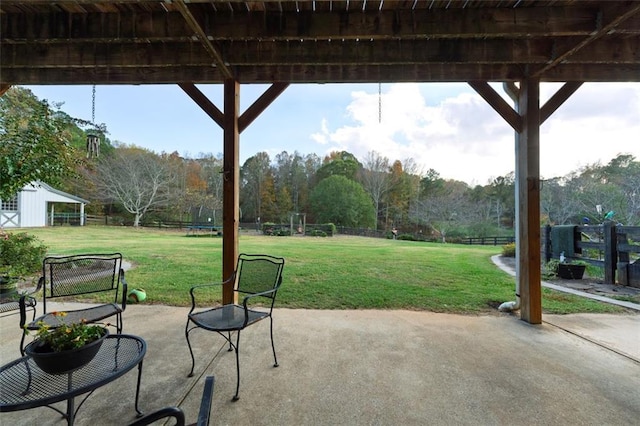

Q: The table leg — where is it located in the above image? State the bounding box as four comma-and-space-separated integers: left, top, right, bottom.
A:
134, 360, 144, 417
67, 373, 75, 425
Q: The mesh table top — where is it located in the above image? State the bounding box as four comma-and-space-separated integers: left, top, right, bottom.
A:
0, 334, 146, 411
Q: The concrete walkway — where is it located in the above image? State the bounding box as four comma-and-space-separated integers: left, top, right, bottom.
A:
491, 255, 640, 312
1, 301, 638, 426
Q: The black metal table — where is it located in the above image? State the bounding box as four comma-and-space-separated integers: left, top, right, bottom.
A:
0, 334, 146, 425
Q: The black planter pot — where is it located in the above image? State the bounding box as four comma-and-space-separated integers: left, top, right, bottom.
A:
557, 263, 586, 280
25, 329, 109, 375
0, 276, 18, 295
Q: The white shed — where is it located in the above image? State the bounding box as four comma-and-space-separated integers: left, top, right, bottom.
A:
0, 182, 88, 228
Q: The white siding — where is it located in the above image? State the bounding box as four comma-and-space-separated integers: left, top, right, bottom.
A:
18, 186, 46, 227
1, 182, 87, 228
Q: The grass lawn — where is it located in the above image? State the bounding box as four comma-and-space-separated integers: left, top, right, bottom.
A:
22, 226, 628, 315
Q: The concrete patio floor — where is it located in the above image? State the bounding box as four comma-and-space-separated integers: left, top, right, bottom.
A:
1, 302, 638, 426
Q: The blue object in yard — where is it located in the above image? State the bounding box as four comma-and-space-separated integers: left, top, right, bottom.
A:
604, 211, 615, 220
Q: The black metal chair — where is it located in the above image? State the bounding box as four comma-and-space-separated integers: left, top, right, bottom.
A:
129, 376, 215, 426
20, 253, 127, 354
1, 290, 37, 354
185, 254, 284, 401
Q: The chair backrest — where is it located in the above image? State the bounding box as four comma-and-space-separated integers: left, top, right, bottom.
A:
235, 253, 284, 299
41, 253, 123, 301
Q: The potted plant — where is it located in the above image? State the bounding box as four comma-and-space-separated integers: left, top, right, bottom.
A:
24, 312, 109, 374
557, 260, 587, 279
543, 258, 587, 280
0, 230, 47, 295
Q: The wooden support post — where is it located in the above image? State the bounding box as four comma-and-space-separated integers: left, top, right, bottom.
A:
603, 221, 617, 285
180, 81, 289, 305
517, 78, 542, 324
222, 79, 240, 305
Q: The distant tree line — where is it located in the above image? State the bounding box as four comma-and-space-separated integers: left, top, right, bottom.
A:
3, 87, 639, 238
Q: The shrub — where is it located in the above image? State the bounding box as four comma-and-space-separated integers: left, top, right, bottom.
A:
309, 229, 327, 237
542, 259, 560, 279
0, 230, 48, 278
501, 243, 516, 257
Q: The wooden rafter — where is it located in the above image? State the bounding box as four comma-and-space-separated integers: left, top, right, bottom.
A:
533, 3, 640, 78
173, 0, 233, 79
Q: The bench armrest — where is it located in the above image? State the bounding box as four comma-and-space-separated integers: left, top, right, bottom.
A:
119, 269, 128, 311
128, 407, 185, 426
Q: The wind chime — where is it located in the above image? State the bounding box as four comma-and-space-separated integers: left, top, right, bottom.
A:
378, 82, 382, 123
86, 85, 100, 158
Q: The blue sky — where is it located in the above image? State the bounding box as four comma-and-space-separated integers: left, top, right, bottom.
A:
26, 82, 640, 186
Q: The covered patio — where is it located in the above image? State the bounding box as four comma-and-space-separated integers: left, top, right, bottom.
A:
2, 0, 640, 325
0, 302, 638, 425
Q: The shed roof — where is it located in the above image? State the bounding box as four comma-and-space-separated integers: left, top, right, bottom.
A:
28, 181, 89, 204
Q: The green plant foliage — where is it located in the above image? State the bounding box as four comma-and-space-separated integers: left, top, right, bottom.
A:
0, 87, 80, 200
543, 259, 560, 279
397, 234, 417, 241
502, 243, 516, 257
310, 175, 375, 228
315, 151, 362, 182
0, 230, 48, 278
27, 312, 106, 352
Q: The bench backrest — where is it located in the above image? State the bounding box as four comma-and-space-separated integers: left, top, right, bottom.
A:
41, 253, 123, 301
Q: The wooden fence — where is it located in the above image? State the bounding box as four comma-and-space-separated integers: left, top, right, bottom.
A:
543, 222, 640, 288
463, 236, 515, 246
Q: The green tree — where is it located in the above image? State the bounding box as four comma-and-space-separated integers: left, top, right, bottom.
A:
359, 150, 391, 230
240, 152, 273, 222
315, 151, 362, 184
419, 168, 445, 197
487, 173, 515, 228
274, 151, 310, 214
600, 154, 640, 225
309, 175, 375, 227
0, 87, 78, 200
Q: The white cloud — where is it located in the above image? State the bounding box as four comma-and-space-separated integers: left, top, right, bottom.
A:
315, 82, 640, 185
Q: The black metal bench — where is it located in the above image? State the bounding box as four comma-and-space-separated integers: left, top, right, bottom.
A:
20, 253, 128, 355
129, 376, 215, 426
1, 291, 37, 355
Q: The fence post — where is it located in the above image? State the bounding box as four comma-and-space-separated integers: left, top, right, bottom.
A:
617, 231, 629, 286
603, 221, 617, 285
543, 225, 551, 263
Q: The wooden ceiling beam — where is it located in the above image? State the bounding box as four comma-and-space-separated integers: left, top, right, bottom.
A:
0, 7, 616, 41
3, 63, 638, 85
3, 38, 637, 70
533, 2, 640, 78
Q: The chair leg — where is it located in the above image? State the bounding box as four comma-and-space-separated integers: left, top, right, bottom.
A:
185, 321, 196, 377
117, 312, 123, 334
19, 330, 27, 356
227, 332, 233, 352
232, 331, 241, 401
270, 316, 279, 368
